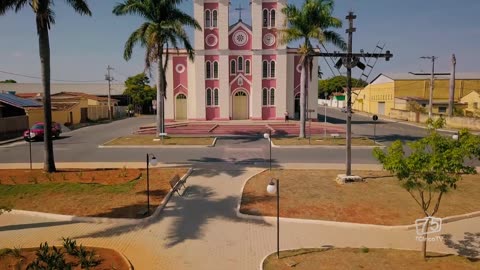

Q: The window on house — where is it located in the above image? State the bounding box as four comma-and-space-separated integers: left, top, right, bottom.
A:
270, 9, 276, 27
245, 60, 251, 74
206, 88, 212, 106
270, 88, 275, 105
213, 61, 218, 78
262, 61, 268, 78
263, 9, 268, 27
474, 102, 478, 109
205, 10, 211, 28
438, 106, 447, 113
230, 60, 236, 75
205, 61, 211, 79
214, 88, 219, 106
238, 56, 243, 71
270, 61, 276, 78
212, 10, 217, 27
262, 88, 268, 106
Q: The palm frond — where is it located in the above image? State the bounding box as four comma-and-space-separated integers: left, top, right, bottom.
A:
0, 0, 22, 15
113, 0, 148, 17
323, 30, 347, 51
124, 22, 150, 60
64, 0, 92, 16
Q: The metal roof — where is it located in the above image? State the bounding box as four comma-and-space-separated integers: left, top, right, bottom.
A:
372, 72, 480, 82
0, 92, 42, 108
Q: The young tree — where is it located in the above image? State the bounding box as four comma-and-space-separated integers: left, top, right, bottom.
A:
281, 0, 346, 138
123, 73, 156, 114
373, 117, 480, 259
0, 0, 92, 172
318, 75, 367, 98
113, 0, 201, 136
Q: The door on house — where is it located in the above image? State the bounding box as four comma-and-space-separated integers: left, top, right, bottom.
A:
294, 93, 300, 119
80, 108, 88, 123
378, 102, 386, 115
175, 94, 187, 120
232, 90, 248, 120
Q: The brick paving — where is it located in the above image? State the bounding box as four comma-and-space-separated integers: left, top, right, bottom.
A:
0, 164, 479, 269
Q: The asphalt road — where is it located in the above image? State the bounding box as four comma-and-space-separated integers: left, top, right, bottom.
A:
0, 110, 442, 165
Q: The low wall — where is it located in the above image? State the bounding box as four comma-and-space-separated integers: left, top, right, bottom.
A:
0, 115, 28, 139
317, 99, 345, 108
389, 109, 480, 130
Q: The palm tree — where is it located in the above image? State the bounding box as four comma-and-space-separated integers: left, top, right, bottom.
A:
281, 0, 346, 138
113, 0, 201, 135
0, 0, 92, 172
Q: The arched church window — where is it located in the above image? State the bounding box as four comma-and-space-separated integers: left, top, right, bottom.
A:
212, 10, 218, 28
238, 56, 244, 71
263, 9, 268, 27
270, 61, 276, 78
262, 61, 268, 78
270, 88, 275, 105
214, 88, 219, 106
206, 61, 211, 79
205, 10, 211, 28
230, 60, 236, 75
206, 88, 212, 106
262, 88, 268, 106
245, 60, 251, 74
270, 9, 276, 27
213, 61, 219, 78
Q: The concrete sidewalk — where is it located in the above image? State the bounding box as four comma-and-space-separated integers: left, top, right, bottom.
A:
0, 165, 478, 269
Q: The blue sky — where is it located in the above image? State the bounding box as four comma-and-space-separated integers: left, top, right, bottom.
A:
0, 0, 479, 83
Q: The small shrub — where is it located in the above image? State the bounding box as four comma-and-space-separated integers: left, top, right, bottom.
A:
79, 249, 100, 269
11, 247, 22, 258
45, 173, 54, 182
62, 237, 78, 256
0, 248, 12, 256
29, 176, 38, 184
119, 166, 128, 178
360, 246, 369, 253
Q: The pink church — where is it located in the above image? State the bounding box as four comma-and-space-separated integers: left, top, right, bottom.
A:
164, 0, 318, 121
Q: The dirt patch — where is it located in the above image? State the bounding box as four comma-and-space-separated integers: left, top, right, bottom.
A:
272, 137, 376, 146
105, 135, 214, 145
240, 170, 480, 225
0, 246, 129, 270
0, 168, 141, 185
0, 168, 188, 218
263, 248, 480, 270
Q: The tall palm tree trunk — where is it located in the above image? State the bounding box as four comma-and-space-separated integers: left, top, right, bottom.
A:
299, 60, 307, 138
38, 23, 56, 172
157, 51, 166, 135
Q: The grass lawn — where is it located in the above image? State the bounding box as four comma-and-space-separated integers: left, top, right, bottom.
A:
0, 168, 188, 218
240, 170, 480, 225
104, 135, 214, 146
272, 137, 376, 146
263, 248, 480, 270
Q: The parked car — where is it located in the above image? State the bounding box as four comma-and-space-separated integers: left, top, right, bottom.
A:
23, 122, 62, 141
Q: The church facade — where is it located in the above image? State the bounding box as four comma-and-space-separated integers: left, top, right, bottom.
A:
164, 0, 318, 121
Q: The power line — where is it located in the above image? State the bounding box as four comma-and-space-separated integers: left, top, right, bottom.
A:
0, 69, 104, 83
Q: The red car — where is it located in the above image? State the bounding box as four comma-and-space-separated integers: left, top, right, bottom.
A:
24, 122, 62, 141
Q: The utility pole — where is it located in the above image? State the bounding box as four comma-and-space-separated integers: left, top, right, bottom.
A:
448, 54, 456, 117
312, 12, 393, 176
420, 56, 437, 118
105, 65, 114, 120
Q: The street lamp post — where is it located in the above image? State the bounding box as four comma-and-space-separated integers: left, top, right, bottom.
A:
267, 178, 280, 259
264, 130, 272, 171
146, 153, 158, 215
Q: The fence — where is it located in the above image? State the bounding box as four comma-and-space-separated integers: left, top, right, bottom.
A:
389, 109, 480, 130
317, 99, 345, 108
0, 115, 28, 140
88, 105, 128, 121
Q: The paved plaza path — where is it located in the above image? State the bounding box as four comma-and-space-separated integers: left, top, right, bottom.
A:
1, 164, 479, 269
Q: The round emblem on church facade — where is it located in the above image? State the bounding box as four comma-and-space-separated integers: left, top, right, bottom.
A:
205, 34, 218, 47
263, 33, 276, 47
175, 64, 186, 73
233, 30, 248, 47
296, 64, 302, 73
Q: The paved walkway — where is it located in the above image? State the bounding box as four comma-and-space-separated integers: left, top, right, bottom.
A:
1, 165, 479, 269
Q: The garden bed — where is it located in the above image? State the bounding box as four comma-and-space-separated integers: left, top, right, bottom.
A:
0, 168, 188, 218
272, 137, 376, 146
240, 170, 480, 225
263, 248, 479, 270
104, 135, 214, 146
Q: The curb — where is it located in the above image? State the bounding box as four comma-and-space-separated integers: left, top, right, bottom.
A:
98, 138, 218, 149
0, 137, 24, 146
270, 140, 385, 149
9, 168, 194, 225
235, 169, 480, 230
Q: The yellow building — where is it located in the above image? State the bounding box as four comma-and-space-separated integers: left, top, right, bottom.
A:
353, 73, 480, 116
460, 90, 480, 117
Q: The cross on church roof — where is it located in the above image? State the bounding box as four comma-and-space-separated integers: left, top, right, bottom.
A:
235, 3, 245, 21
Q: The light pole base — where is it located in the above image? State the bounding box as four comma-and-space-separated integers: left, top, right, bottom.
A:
336, 174, 364, 185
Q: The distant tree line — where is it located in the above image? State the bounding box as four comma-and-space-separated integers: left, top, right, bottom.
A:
0, 79, 17, 83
